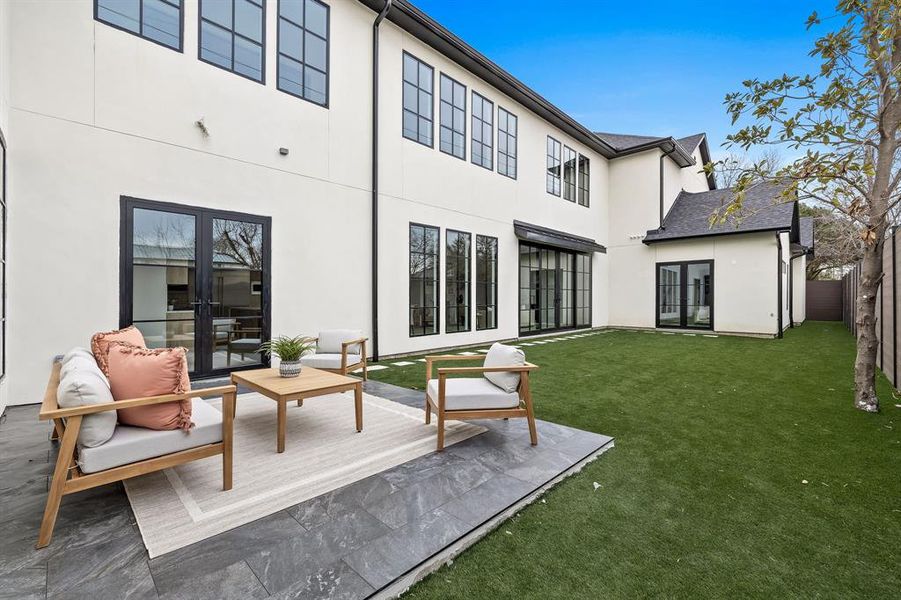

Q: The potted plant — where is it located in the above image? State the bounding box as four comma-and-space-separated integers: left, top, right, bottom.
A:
259, 335, 316, 378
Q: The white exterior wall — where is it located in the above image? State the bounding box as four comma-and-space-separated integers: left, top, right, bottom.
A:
792, 254, 807, 324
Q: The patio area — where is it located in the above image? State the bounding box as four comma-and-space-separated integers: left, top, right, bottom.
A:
0, 377, 612, 600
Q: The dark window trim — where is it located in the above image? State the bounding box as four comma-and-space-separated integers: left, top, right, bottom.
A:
438, 73, 466, 160
94, 0, 185, 53
276, 0, 330, 108
445, 229, 471, 334
402, 51, 435, 149
562, 144, 577, 202
470, 90, 494, 171
654, 260, 714, 331
517, 241, 592, 336
475, 234, 498, 331
119, 196, 272, 379
0, 128, 6, 381
546, 136, 561, 197
497, 106, 517, 180
577, 153, 590, 208
198, 0, 267, 85
409, 222, 440, 337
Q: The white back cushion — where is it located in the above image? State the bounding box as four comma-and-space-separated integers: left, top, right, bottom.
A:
318, 329, 364, 354
483, 342, 525, 393
57, 355, 116, 448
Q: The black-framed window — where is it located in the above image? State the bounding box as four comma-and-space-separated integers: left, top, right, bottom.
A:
519, 242, 591, 334
403, 53, 434, 147
446, 230, 471, 333
576, 254, 591, 327
200, 0, 265, 83
0, 132, 6, 380
656, 261, 713, 330
439, 74, 466, 159
277, 0, 329, 106
562, 145, 577, 202
546, 136, 561, 196
471, 92, 494, 170
476, 235, 498, 330
497, 107, 517, 179
578, 154, 590, 207
410, 223, 439, 336
95, 0, 183, 51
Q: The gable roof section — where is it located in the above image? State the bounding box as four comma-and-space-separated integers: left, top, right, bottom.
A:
799, 216, 815, 256
595, 131, 716, 189
643, 182, 798, 244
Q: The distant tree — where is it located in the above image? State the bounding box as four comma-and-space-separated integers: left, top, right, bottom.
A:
714, 148, 783, 188
710, 1, 901, 412
799, 204, 864, 279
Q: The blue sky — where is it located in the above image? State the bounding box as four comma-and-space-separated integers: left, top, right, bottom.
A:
413, 0, 835, 157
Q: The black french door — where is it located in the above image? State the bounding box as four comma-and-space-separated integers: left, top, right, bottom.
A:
120, 197, 271, 378
656, 260, 713, 330
519, 242, 591, 334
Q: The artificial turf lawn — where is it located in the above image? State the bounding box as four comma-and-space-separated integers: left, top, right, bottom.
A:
369, 322, 899, 598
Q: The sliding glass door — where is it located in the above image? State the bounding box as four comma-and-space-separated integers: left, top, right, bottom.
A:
519, 243, 591, 334
121, 198, 271, 378
656, 261, 713, 330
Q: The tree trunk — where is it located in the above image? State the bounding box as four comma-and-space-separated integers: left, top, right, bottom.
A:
854, 240, 883, 412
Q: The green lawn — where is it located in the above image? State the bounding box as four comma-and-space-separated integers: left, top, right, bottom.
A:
370, 323, 899, 598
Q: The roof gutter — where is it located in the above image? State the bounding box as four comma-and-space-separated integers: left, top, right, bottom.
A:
371, 0, 392, 362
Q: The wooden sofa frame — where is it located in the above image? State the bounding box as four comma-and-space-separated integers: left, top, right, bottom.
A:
36, 361, 237, 549
308, 336, 368, 380
424, 355, 538, 451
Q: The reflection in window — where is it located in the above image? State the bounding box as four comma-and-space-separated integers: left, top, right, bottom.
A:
546, 136, 561, 195
200, 0, 265, 82
277, 0, 329, 106
446, 230, 471, 333
497, 108, 517, 179
563, 145, 577, 202
471, 92, 494, 170
578, 154, 590, 207
576, 254, 591, 327
96, 0, 182, 50
476, 235, 497, 330
410, 224, 439, 336
439, 74, 466, 159
657, 261, 712, 329
402, 53, 434, 146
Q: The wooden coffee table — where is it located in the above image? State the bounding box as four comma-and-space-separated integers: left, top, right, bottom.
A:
230, 367, 363, 453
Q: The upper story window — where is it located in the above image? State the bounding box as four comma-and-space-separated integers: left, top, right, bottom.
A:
95, 0, 183, 51
546, 136, 561, 196
439, 74, 466, 160
403, 53, 434, 147
578, 154, 590, 207
471, 92, 494, 170
200, 0, 265, 83
562, 145, 577, 202
277, 0, 329, 106
497, 107, 517, 179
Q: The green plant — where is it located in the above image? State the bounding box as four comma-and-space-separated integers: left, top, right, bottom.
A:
259, 335, 316, 362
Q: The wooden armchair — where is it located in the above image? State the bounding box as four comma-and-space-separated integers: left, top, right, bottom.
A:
299, 329, 368, 380
37, 361, 237, 548
425, 354, 538, 451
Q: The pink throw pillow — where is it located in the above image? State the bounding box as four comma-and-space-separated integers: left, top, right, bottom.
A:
107, 342, 193, 431
91, 325, 146, 376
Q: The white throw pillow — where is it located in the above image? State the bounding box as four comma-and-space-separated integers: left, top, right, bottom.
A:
57, 360, 116, 448
483, 342, 525, 393
318, 329, 364, 354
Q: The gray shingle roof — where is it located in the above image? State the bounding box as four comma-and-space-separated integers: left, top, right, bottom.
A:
676, 133, 705, 154
594, 132, 668, 151
644, 182, 797, 243
799, 216, 814, 250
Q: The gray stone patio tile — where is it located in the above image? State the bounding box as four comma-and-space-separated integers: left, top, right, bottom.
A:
267, 559, 374, 600
0, 567, 45, 600
49, 558, 157, 600
503, 448, 577, 485
156, 560, 266, 600
440, 474, 536, 527
342, 509, 469, 590
288, 475, 397, 529
378, 450, 466, 488
46, 532, 148, 597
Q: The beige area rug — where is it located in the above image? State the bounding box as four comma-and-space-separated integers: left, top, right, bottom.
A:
123, 391, 486, 557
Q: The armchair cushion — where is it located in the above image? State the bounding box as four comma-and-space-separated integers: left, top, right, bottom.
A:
91, 325, 146, 376
483, 343, 525, 393
299, 353, 362, 370
57, 351, 116, 448
318, 329, 364, 354
77, 398, 223, 474
427, 378, 520, 411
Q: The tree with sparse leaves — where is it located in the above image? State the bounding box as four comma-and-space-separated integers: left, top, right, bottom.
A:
799, 204, 864, 279
711, 0, 901, 412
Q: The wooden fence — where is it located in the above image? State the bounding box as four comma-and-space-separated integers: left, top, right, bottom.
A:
806, 280, 843, 321
842, 227, 898, 388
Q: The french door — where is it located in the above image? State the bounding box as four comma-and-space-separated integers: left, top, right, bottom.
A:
120, 198, 271, 378
656, 261, 713, 330
519, 243, 591, 334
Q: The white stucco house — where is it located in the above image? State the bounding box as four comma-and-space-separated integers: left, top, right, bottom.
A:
0, 0, 813, 413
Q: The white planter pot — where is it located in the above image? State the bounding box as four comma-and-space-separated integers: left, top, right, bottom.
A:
279, 360, 302, 378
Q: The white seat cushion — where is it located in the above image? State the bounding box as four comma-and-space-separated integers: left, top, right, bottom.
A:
318, 329, 364, 354
299, 353, 362, 370
77, 398, 223, 474
483, 342, 525, 393
427, 378, 520, 411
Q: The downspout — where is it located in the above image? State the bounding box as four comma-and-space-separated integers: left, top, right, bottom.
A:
371, 0, 392, 362
659, 143, 677, 228
776, 233, 783, 338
